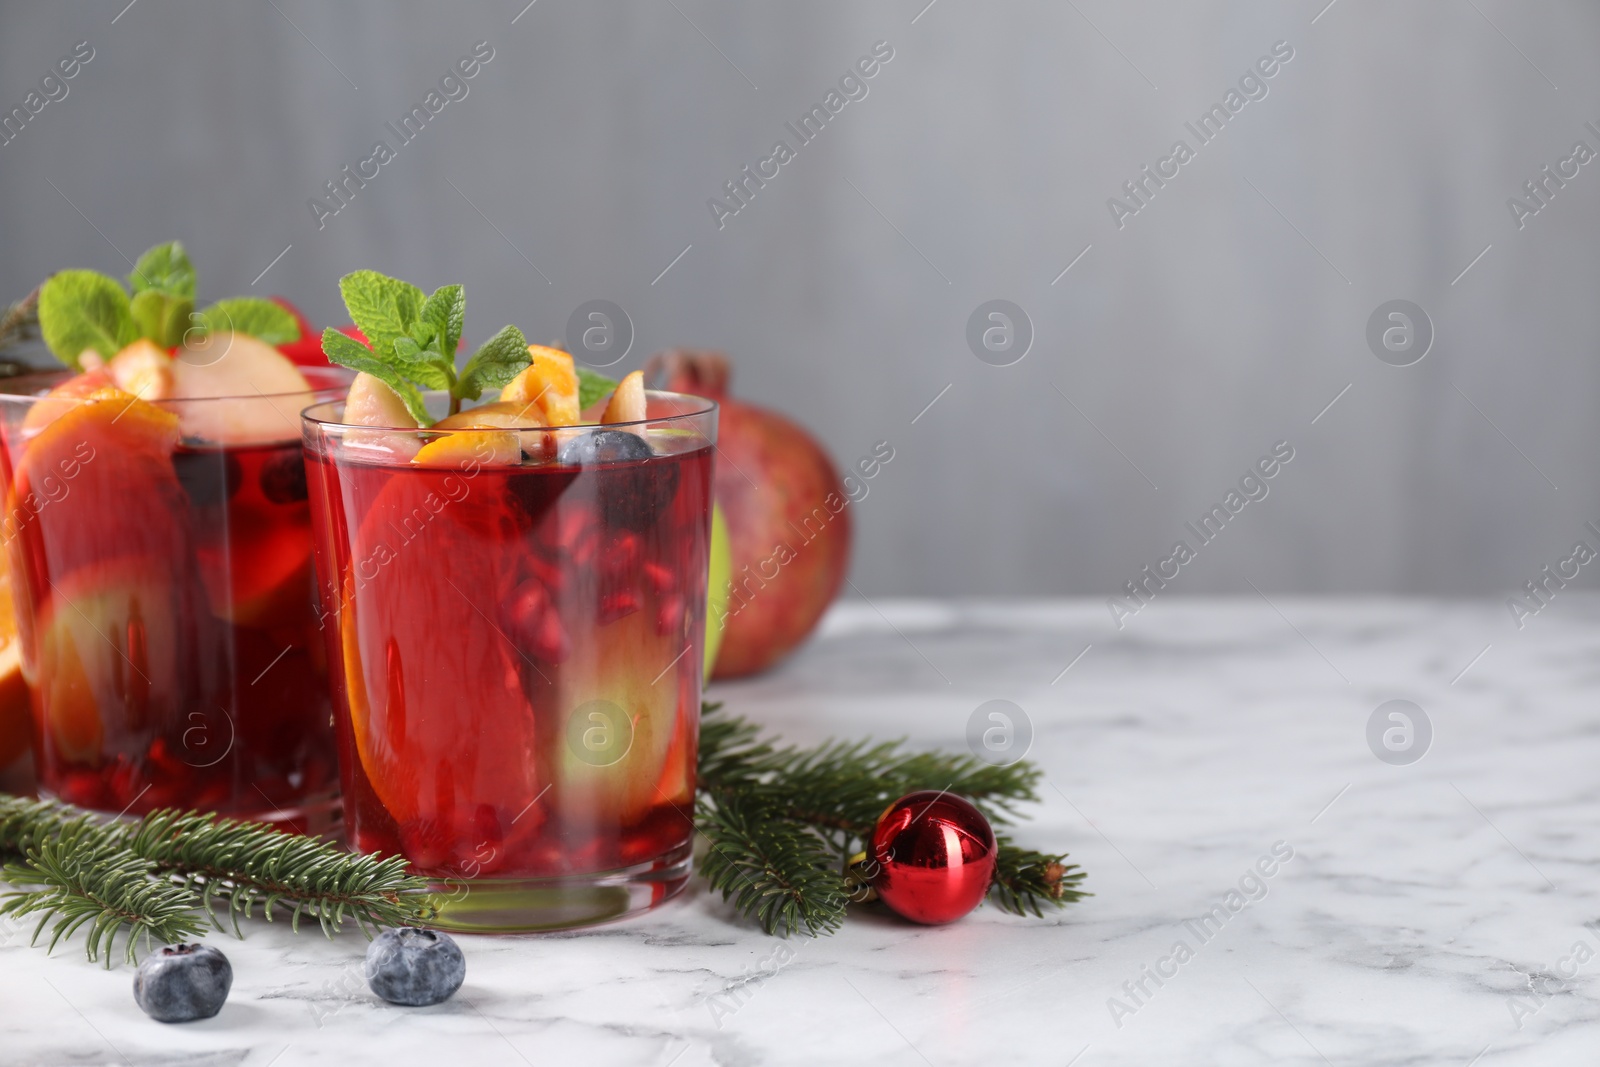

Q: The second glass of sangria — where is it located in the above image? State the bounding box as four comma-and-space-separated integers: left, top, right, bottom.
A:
303, 347, 715, 931
0, 329, 347, 828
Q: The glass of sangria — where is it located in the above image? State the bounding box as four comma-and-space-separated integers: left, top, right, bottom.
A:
0, 335, 349, 830
302, 365, 715, 931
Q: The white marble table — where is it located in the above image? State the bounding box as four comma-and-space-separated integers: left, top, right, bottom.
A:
3, 598, 1597, 1066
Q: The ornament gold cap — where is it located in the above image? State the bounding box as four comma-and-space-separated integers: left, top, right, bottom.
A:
843, 851, 880, 903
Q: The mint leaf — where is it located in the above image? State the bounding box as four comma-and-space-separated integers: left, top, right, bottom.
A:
37, 269, 138, 369
457, 325, 530, 401
391, 336, 454, 391
129, 289, 193, 348
339, 270, 425, 354
323, 328, 433, 426
127, 241, 196, 298
194, 298, 299, 345
421, 284, 464, 360
576, 366, 619, 411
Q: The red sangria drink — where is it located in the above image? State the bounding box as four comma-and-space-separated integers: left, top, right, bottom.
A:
0, 332, 348, 827
303, 340, 715, 931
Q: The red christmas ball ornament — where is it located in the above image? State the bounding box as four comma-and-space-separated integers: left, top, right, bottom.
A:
863, 791, 997, 925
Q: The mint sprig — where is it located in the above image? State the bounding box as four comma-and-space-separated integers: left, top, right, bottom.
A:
36, 241, 299, 369
193, 298, 298, 346
127, 242, 195, 298
38, 270, 138, 365
322, 270, 532, 426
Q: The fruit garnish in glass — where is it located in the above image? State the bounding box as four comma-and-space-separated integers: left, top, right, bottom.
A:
303, 271, 715, 930
0, 242, 348, 828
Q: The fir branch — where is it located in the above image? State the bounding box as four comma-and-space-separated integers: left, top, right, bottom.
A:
989, 840, 1089, 918
126, 811, 433, 938
0, 794, 82, 858
698, 705, 1043, 849
696, 794, 847, 938
0, 795, 430, 961
2, 701, 1088, 957
1, 819, 205, 967
748, 737, 1043, 849
695, 703, 1088, 931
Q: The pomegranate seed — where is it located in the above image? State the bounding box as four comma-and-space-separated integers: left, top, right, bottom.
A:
656, 595, 684, 636
524, 552, 565, 594
643, 561, 675, 596
506, 580, 571, 663
599, 590, 641, 625
601, 532, 641, 574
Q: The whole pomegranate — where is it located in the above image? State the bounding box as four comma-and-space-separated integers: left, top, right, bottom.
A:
645, 350, 851, 678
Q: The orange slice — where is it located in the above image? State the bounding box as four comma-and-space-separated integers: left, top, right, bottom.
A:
0, 558, 32, 768
500, 346, 580, 426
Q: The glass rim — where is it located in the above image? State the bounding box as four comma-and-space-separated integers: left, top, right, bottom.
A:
0, 363, 353, 404
301, 388, 719, 434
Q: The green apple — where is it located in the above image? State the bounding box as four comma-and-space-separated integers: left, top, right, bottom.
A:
704, 503, 731, 676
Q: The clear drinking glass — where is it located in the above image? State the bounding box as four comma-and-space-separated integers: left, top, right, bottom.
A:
0, 366, 350, 829
301, 391, 715, 931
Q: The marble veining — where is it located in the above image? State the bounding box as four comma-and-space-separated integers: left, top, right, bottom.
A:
3, 597, 1598, 1066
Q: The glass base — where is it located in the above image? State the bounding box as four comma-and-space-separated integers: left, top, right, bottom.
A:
410, 842, 693, 933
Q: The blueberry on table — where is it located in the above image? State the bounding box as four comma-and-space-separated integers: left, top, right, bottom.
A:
365, 928, 466, 1006
133, 943, 232, 1023
557, 429, 653, 466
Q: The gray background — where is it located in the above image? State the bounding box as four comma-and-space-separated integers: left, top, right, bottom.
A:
1, 0, 1596, 602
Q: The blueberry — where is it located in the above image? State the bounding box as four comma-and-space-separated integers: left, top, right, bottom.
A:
133, 943, 232, 1023
172, 451, 243, 508
557, 429, 653, 466
259, 451, 309, 504
365, 928, 465, 1007
558, 431, 677, 531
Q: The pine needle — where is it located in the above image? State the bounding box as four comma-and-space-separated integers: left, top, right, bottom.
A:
127, 810, 433, 938
696, 794, 847, 937
1, 819, 204, 967
0, 795, 429, 962
990, 841, 1089, 917
695, 703, 1088, 933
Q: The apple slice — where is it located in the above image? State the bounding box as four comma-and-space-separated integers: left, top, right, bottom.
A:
337, 373, 421, 464
198, 510, 313, 628
549, 606, 686, 828
170, 332, 312, 446
499, 346, 580, 426
336, 473, 541, 856
105, 339, 176, 402
36, 558, 190, 759
344, 372, 418, 429
10, 392, 194, 760
601, 371, 646, 424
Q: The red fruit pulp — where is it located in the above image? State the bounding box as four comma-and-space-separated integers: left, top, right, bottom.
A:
0, 399, 337, 824
306, 437, 712, 878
